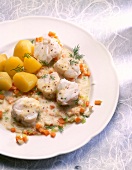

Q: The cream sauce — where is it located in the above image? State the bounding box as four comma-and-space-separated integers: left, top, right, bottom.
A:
0, 46, 91, 134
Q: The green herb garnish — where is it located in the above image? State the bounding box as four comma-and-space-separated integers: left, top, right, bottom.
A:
81, 117, 86, 124
69, 59, 78, 65
50, 75, 55, 80
64, 116, 68, 122
45, 125, 56, 130
11, 65, 24, 72
36, 91, 42, 95
24, 53, 31, 58
40, 60, 49, 66
30, 40, 34, 44
70, 45, 84, 60
41, 74, 48, 79
74, 99, 79, 105
5, 117, 9, 121
58, 126, 64, 133
83, 115, 89, 118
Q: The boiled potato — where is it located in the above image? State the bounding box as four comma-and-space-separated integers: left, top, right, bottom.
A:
4, 56, 24, 77
0, 72, 12, 90
13, 40, 34, 61
24, 56, 42, 73
0, 54, 7, 71
13, 72, 37, 92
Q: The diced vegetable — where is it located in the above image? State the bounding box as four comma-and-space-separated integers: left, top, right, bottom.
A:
4, 56, 24, 77
24, 55, 42, 73
0, 94, 5, 100
75, 117, 81, 124
0, 54, 7, 71
13, 72, 38, 92
80, 107, 85, 114
10, 127, 16, 133
0, 72, 12, 90
0, 111, 3, 119
13, 40, 34, 61
94, 100, 102, 105
16, 134, 28, 145
58, 118, 65, 124
50, 131, 56, 138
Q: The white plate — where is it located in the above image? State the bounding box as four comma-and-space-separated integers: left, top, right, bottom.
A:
0, 16, 119, 160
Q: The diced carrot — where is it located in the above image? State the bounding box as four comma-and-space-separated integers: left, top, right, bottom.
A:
0, 111, 3, 119
27, 130, 37, 136
10, 127, 16, 133
58, 118, 65, 124
54, 35, 58, 39
38, 127, 44, 133
80, 63, 85, 73
78, 73, 83, 79
22, 135, 28, 143
0, 94, 5, 100
94, 100, 102, 105
23, 130, 28, 135
36, 123, 42, 130
50, 105, 55, 109
16, 135, 24, 144
75, 117, 81, 124
41, 129, 50, 136
84, 71, 90, 77
86, 101, 89, 107
80, 107, 85, 114
48, 31, 56, 37
36, 37, 43, 42
16, 135, 22, 141
50, 131, 56, 138
36, 37, 39, 42
39, 37, 43, 42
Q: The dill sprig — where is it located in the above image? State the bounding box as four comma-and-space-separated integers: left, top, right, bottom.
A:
40, 60, 49, 66
11, 65, 24, 72
41, 74, 48, 79
45, 125, 56, 130
58, 125, 64, 133
70, 45, 84, 60
69, 59, 78, 65
24, 53, 31, 58
50, 75, 55, 80
30, 39, 34, 44
36, 91, 42, 95
74, 99, 79, 105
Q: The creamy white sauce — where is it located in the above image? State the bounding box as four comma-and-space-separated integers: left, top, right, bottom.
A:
0, 46, 91, 133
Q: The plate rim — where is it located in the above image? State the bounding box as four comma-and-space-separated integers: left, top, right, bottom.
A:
0, 16, 119, 160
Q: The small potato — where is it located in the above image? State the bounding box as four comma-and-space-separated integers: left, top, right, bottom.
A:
13, 40, 34, 61
0, 54, 7, 71
0, 72, 12, 90
13, 72, 37, 92
4, 56, 24, 77
24, 56, 42, 73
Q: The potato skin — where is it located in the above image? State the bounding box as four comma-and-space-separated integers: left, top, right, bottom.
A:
0, 54, 7, 71
24, 57, 42, 73
13, 40, 34, 61
4, 56, 24, 77
13, 72, 37, 92
0, 72, 12, 90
